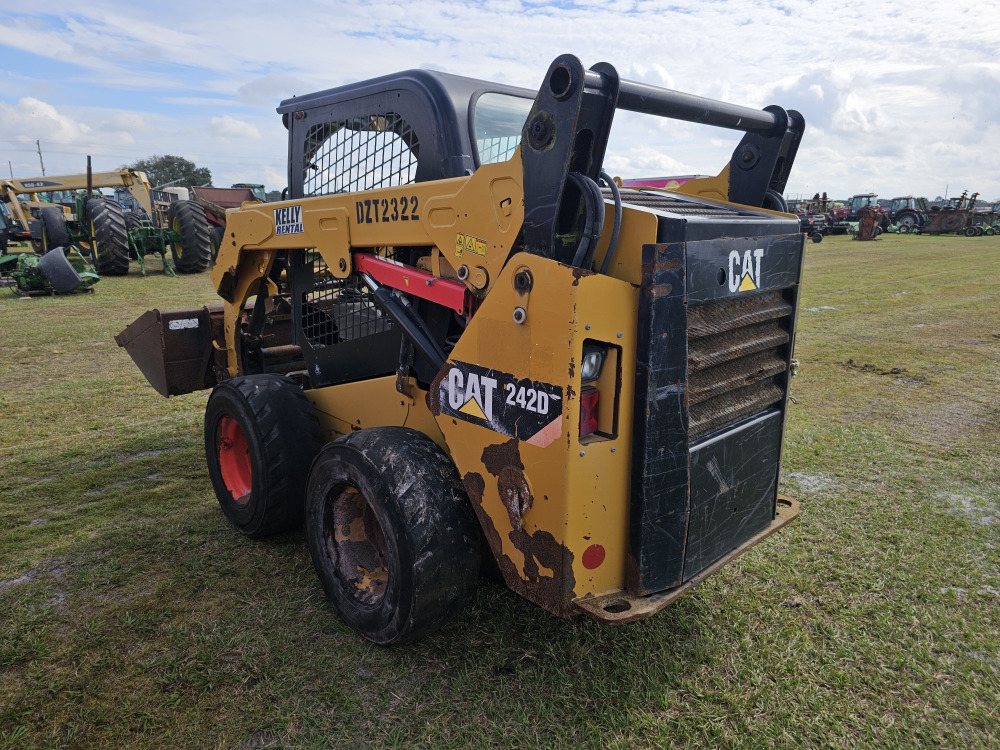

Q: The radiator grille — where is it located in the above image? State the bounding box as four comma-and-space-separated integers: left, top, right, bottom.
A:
604, 188, 758, 218
300, 256, 393, 348
687, 290, 791, 439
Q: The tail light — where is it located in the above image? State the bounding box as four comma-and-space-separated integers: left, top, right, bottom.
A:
580, 387, 600, 436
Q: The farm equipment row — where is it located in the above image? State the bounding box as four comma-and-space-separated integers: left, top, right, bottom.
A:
788, 190, 998, 240
0, 161, 214, 293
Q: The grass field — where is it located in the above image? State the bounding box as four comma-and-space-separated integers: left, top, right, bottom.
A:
1, 233, 998, 749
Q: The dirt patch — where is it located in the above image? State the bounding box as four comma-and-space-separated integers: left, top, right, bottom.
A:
0, 558, 74, 589
783, 471, 838, 494
939, 491, 998, 526
837, 359, 925, 383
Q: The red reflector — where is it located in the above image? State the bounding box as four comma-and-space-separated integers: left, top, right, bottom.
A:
582, 544, 606, 569
579, 387, 599, 436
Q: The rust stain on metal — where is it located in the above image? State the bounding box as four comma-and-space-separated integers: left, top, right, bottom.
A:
481, 438, 531, 529
481, 437, 524, 476
465, 441, 577, 614
426, 366, 447, 416
508, 526, 575, 612
571, 266, 595, 286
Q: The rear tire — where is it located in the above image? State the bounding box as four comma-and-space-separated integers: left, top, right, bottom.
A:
897, 213, 918, 231
40, 208, 71, 254
168, 200, 212, 273
205, 374, 323, 537
87, 198, 130, 276
306, 427, 480, 645
210, 225, 225, 261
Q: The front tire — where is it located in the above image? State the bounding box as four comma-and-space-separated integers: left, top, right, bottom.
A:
87, 198, 130, 276
167, 200, 212, 273
40, 207, 71, 254
205, 374, 322, 537
306, 427, 480, 645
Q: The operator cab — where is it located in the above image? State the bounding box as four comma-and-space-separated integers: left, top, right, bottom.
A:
278, 71, 535, 198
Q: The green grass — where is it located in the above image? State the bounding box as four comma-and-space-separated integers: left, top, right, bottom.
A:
1, 236, 998, 749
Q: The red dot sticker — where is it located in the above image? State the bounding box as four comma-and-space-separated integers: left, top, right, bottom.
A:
582, 544, 606, 569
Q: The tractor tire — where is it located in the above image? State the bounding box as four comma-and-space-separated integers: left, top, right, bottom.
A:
897, 212, 918, 231
36, 247, 83, 294
39, 207, 71, 254
964, 226, 977, 237
210, 225, 225, 261
205, 374, 323, 538
125, 210, 152, 231
87, 198, 131, 276
306, 427, 481, 645
167, 200, 212, 273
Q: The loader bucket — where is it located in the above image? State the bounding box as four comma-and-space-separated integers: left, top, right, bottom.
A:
115, 305, 224, 396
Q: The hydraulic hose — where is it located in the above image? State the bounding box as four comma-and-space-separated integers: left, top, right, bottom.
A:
568, 172, 604, 269
599, 171, 622, 275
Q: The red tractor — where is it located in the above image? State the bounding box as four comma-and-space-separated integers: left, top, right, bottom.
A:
828, 193, 890, 232
888, 196, 927, 232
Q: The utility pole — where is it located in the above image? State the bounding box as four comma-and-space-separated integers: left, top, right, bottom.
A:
8, 160, 12, 179
36, 139, 45, 176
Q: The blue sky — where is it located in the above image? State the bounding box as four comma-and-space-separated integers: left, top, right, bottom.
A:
1, 0, 999, 201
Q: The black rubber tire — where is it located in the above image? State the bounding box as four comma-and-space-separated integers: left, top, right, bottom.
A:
87, 198, 130, 276
810, 232, 823, 243
36, 247, 83, 294
897, 212, 918, 231
210, 225, 225, 261
125, 210, 153, 232
167, 200, 212, 273
965, 226, 977, 237
306, 427, 480, 645
39, 207, 71, 254
205, 374, 323, 538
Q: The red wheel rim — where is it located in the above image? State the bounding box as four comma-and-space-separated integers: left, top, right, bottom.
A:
218, 415, 252, 504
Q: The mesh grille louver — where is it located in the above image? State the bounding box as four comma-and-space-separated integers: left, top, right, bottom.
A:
687, 290, 792, 440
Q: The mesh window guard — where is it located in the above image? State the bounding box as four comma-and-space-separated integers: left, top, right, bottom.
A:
303, 114, 420, 196
300, 255, 393, 349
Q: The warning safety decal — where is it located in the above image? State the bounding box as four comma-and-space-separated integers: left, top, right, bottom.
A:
438, 360, 563, 448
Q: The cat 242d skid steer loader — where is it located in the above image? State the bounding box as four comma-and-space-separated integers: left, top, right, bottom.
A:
117, 54, 807, 645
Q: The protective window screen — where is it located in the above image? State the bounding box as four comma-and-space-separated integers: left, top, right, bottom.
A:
300, 254, 393, 349
302, 114, 419, 196
474, 93, 533, 165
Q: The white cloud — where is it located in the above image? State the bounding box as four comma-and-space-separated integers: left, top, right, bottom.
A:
209, 115, 262, 141
0, 97, 93, 145
1, 1, 999, 198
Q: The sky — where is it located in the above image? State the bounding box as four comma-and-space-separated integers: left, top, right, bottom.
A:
1, 0, 999, 202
